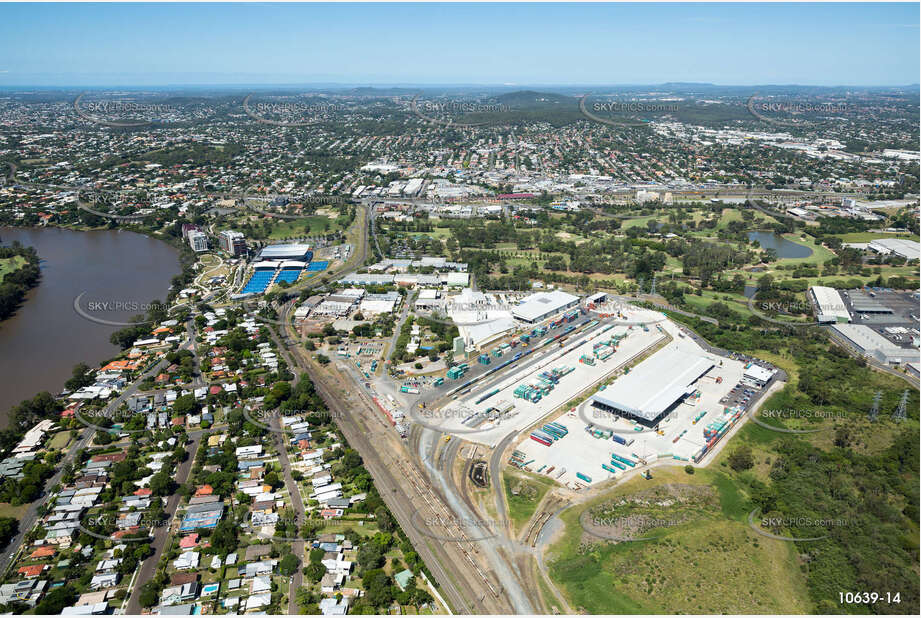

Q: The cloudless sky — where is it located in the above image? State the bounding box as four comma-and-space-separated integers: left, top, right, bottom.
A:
0, 2, 917, 86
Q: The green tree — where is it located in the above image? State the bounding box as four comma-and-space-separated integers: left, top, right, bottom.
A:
728, 445, 754, 472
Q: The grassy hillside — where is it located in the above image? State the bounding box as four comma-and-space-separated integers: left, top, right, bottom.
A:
548, 468, 811, 614
546, 307, 920, 615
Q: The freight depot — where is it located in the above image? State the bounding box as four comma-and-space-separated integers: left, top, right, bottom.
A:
431, 305, 668, 447
511, 320, 772, 489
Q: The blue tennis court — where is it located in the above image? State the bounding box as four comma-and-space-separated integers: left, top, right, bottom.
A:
275, 267, 303, 284
241, 270, 275, 294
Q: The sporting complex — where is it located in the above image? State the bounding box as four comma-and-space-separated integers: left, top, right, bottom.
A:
238, 244, 328, 295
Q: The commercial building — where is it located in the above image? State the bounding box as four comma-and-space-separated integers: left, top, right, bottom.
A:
259, 243, 313, 262
743, 364, 777, 387
462, 317, 519, 350
512, 290, 580, 324
830, 324, 920, 366
188, 231, 208, 252
218, 230, 246, 256
358, 293, 400, 316
867, 238, 920, 261
809, 286, 850, 323
339, 273, 395, 286
590, 347, 715, 424
585, 292, 608, 306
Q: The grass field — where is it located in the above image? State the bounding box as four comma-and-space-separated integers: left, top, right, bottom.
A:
546, 467, 812, 614
620, 215, 658, 230
47, 431, 74, 450
0, 502, 29, 519
267, 216, 346, 238
832, 231, 920, 243
681, 289, 758, 319
0, 255, 27, 280
503, 469, 555, 535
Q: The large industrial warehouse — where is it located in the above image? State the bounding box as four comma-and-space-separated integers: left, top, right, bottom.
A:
512, 290, 580, 323
589, 347, 715, 424
810, 286, 850, 323
831, 323, 920, 365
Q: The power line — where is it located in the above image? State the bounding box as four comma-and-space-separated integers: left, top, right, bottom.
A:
892, 389, 908, 422
868, 390, 881, 422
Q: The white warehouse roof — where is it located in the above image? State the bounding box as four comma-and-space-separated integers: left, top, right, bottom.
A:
512, 290, 579, 323
461, 317, 518, 350
831, 324, 920, 365
743, 365, 776, 384
810, 286, 850, 323
591, 347, 715, 421
868, 239, 920, 260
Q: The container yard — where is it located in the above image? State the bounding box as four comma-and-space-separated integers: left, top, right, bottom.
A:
509, 324, 772, 486
429, 307, 669, 447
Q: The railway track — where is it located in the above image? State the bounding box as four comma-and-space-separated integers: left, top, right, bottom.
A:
268, 316, 503, 613
523, 510, 554, 548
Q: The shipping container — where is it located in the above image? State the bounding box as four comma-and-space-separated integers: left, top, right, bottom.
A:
530, 434, 552, 446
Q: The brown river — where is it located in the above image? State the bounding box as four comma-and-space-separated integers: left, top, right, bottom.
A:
0, 226, 180, 424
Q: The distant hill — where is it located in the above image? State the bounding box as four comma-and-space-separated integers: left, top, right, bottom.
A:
495, 90, 575, 106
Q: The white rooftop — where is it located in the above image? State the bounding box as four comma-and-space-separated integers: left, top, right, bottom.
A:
512, 290, 579, 322
810, 286, 850, 322
591, 347, 715, 421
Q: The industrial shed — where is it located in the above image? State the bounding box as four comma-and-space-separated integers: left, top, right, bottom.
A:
590, 347, 715, 424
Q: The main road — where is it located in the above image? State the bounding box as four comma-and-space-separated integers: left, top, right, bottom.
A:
125, 430, 204, 614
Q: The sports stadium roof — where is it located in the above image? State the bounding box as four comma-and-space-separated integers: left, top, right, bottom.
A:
259, 244, 312, 260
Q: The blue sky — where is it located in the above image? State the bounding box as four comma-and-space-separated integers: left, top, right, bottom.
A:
0, 2, 917, 86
